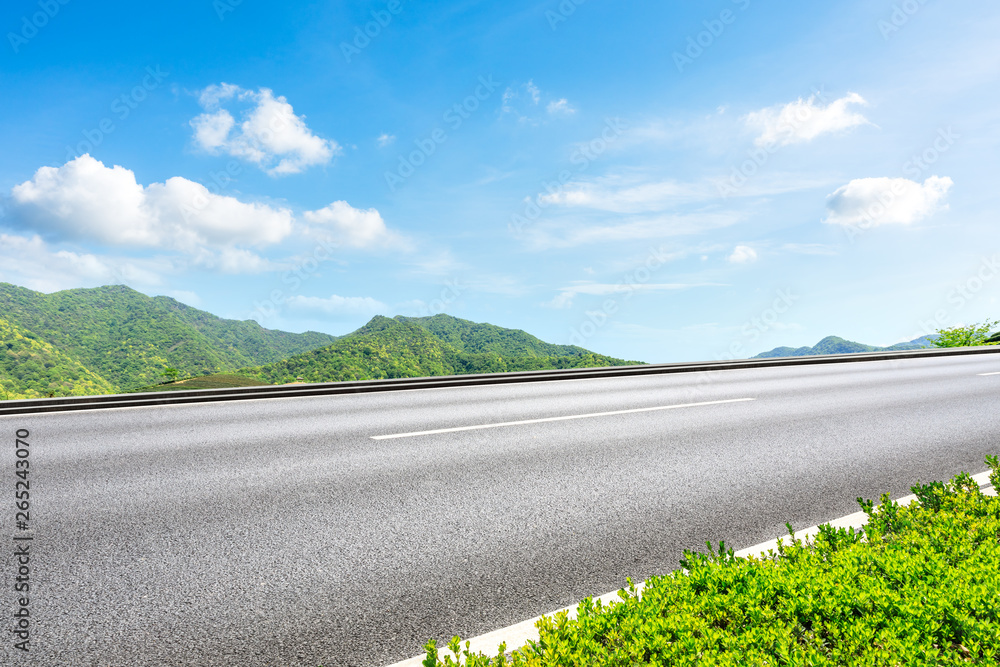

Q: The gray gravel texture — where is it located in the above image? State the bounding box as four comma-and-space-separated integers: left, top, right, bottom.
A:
1, 354, 998, 666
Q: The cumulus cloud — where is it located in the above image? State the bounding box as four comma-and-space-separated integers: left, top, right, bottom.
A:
745, 92, 871, 147
190, 84, 340, 176
8, 154, 294, 251
3, 155, 407, 289
287, 294, 388, 317
823, 176, 953, 227
0, 233, 170, 293
727, 245, 758, 263
376, 133, 396, 148
302, 200, 405, 250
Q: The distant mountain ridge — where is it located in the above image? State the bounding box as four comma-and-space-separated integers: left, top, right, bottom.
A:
0, 283, 639, 399
753, 335, 936, 359
0, 282, 337, 398
241, 314, 640, 384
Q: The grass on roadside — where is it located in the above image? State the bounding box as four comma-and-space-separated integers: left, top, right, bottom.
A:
132, 373, 271, 392
424, 456, 1000, 666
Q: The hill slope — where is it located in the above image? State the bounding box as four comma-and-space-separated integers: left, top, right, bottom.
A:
0, 316, 117, 399
244, 315, 639, 384
398, 314, 589, 357
0, 282, 337, 393
754, 335, 935, 359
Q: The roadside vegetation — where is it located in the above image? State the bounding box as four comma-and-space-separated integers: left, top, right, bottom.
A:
131, 373, 271, 392
932, 319, 1000, 348
422, 458, 1000, 666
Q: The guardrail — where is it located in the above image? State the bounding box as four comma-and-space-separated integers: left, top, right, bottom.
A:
2, 345, 998, 416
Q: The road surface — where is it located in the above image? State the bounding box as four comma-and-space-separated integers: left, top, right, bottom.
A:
2, 352, 999, 666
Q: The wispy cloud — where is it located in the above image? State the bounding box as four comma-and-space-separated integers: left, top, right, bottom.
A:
546, 98, 575, 115
523, 212, 743, 250
501, 80, 574, 124
745, 92, 872, 147
287, 294, 388, 318
545, 281, 725, 309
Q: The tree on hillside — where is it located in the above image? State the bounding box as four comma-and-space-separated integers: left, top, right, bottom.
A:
932, 319, 999, 348
162, 367, 179, 382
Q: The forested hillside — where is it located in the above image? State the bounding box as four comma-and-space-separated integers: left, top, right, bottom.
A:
0, 283, 336, 396
0, 317, 116, 399
242, 315, 639, 384
754, 335, 935, 359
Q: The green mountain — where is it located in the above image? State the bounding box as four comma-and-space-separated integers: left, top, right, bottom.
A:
243, 314, 640, 384
0, 282, 337, 396
398, 314, 591, 357
754, 335, 936, 359
0, 316, 117, 399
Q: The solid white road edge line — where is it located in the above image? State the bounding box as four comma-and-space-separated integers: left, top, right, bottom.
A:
383, 470, 996, 667
978, 372, 1000, 376
370, 398, 756, 440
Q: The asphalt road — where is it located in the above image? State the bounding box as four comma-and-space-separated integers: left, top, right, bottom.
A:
3, 353, 1000, 666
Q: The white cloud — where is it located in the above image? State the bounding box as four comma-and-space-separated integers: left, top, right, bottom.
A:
302, 200, 405, 250
779, 243, 838, 256
523, 212, 741, 250
197, 82, 241, 109
190, 110, 235, 151
545, 282, 724, 308
8, 155, 294, 252
190, 84, 340, 176
525, 80, 541, 105
823, 176, 953, 227
546, 98, 575, 115
376, 133, 396, 148
0, 233, 171, 293
539, 177, 712, 213
727, 245, 758, 263
287, 294, 388, 317
191, 247, 277, 274
501, 80, 573, 124
745, 92, 871, 147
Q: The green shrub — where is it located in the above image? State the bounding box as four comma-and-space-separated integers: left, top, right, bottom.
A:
932, 319, 999, 348
423, 457, 1000, 666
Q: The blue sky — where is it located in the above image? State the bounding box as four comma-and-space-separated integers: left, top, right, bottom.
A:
1, 0, 998, 363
